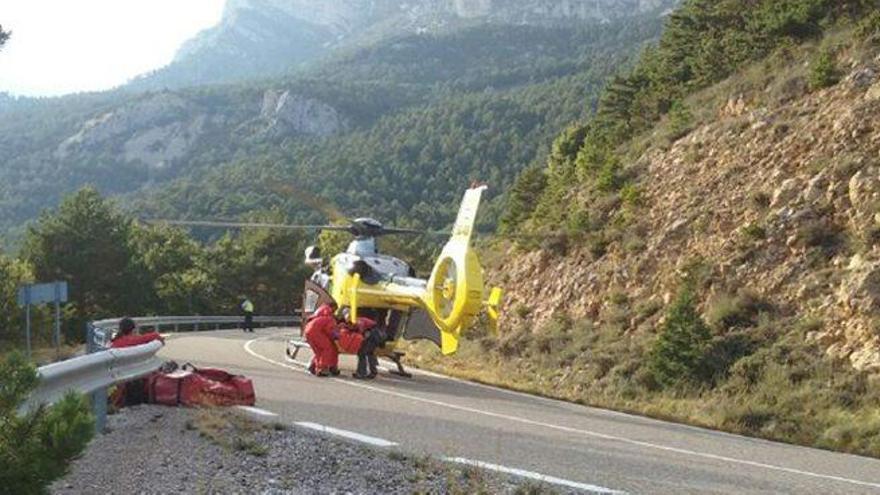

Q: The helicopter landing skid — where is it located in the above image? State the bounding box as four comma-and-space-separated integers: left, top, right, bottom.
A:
386, 352, 413, 379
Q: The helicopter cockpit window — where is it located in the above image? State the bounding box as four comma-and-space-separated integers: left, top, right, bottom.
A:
346, 258, 382, 285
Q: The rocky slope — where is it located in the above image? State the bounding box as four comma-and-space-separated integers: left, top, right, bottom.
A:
499, 48, 880, 372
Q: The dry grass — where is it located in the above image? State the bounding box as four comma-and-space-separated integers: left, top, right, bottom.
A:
406, 313, 880, 459
188, 408, 268, 457
1, 343, 84, 366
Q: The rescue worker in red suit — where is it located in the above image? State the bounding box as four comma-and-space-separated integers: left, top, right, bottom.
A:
111, 317, 164, 348
110, 317, 165, 407
304, 304, 341, 377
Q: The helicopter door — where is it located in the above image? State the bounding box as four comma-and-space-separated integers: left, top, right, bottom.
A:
302, 280, 334, 320
401, 309, 442, 348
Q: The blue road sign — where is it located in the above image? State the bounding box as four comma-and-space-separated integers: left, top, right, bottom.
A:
18, 281, 68, 306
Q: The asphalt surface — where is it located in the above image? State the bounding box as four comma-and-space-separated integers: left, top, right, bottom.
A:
159, 328, 880, 495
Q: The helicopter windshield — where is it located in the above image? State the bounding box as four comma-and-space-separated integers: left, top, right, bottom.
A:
347, 237, 378, 255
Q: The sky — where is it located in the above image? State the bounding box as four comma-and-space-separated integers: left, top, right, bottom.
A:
0, 0, 226, 97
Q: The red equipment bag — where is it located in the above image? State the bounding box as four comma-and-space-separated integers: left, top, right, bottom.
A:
146, 363, 256, 407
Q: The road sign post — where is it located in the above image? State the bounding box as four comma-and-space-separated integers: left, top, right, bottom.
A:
17, 281, 69, 359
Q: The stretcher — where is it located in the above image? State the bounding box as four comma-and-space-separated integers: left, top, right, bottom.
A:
286, 339, 413, 378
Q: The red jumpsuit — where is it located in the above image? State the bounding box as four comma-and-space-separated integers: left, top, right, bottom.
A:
110, 331, 164, 407
304, 305, 339, 373
110, 332, 164, 348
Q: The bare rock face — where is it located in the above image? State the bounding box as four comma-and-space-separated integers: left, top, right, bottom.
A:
122, 117, 206, 169
260, 90, 345, 137
839, 255, 880, 315
770, 178, 802, 208
56, 93, 204, 168
848, 168, 880, 238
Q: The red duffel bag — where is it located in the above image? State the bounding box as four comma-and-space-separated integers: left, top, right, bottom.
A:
146, 363, 255, 407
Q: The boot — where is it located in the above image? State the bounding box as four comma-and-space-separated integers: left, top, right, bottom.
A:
354, 354, 370, 379
367, 355, 379, 379
329, 367, 341, 376
307, 361, 316, 375
316, 369, 330, 377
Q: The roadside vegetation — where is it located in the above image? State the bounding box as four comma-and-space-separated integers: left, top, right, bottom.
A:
0, 351, 94, 494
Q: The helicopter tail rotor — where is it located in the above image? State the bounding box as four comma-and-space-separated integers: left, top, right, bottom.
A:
422, 186, 500, 355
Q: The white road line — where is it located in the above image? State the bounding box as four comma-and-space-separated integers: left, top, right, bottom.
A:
295, 421, 398, 447
444, 457, 624, 494
237, 405, 278, 418
243, 336, 880, 490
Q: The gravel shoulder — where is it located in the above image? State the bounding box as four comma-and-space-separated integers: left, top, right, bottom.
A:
51, 405, 563, 495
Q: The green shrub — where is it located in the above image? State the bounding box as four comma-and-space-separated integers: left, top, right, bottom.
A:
855, 11, 880, 43
586, 233, 609, 259
619, 183, 642, 207
706, 291, 773, 331
796, 218, 845, 254
740, 223, 767, 241
750, 191, 771, 209
596, 160, 623, 192
808, 48, 840, 90
0, 352, 94, 493
667, 100, 694, 141
648, 289, 713, 388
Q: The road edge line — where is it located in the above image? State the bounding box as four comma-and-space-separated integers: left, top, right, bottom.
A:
295, 421, 398, 448
444, 457, 624, 494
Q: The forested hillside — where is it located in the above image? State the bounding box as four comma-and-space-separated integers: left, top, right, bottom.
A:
419, 0, 880, 457
0, 15, 667, 242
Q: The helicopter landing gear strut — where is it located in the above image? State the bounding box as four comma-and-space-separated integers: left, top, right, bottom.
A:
387, 352, 413, 379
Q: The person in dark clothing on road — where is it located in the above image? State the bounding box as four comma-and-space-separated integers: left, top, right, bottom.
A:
241, 297, 255, 333
338, 317, 383, 379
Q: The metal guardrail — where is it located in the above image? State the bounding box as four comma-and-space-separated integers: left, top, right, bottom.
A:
24, 340, 164, 414
23, 314, 301, 434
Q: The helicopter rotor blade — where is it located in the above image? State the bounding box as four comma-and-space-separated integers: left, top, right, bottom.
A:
143, 219, 351, 232
379, 227, 451, 237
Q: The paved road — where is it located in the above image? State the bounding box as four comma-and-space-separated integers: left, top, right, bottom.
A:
159, 328, 880, 494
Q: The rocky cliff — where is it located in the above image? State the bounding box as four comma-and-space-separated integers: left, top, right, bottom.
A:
498, 50, 880, 372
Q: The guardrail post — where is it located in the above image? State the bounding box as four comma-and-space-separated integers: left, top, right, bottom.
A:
91, 389, 107, 433
84, 322, 109, 433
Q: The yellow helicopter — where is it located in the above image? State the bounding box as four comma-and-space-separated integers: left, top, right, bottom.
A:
156, 185, 503, 376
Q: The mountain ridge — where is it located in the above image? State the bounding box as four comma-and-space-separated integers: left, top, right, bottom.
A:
129, 0, 678, 90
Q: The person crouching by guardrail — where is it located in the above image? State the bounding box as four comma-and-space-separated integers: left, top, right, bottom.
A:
111, 317, 164, 348
304, 303, 340, 377
110, 317, 165, 408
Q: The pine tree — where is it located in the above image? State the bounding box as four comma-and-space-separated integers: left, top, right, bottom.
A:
648, 288, 712, 388
0, 352, 94, 493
